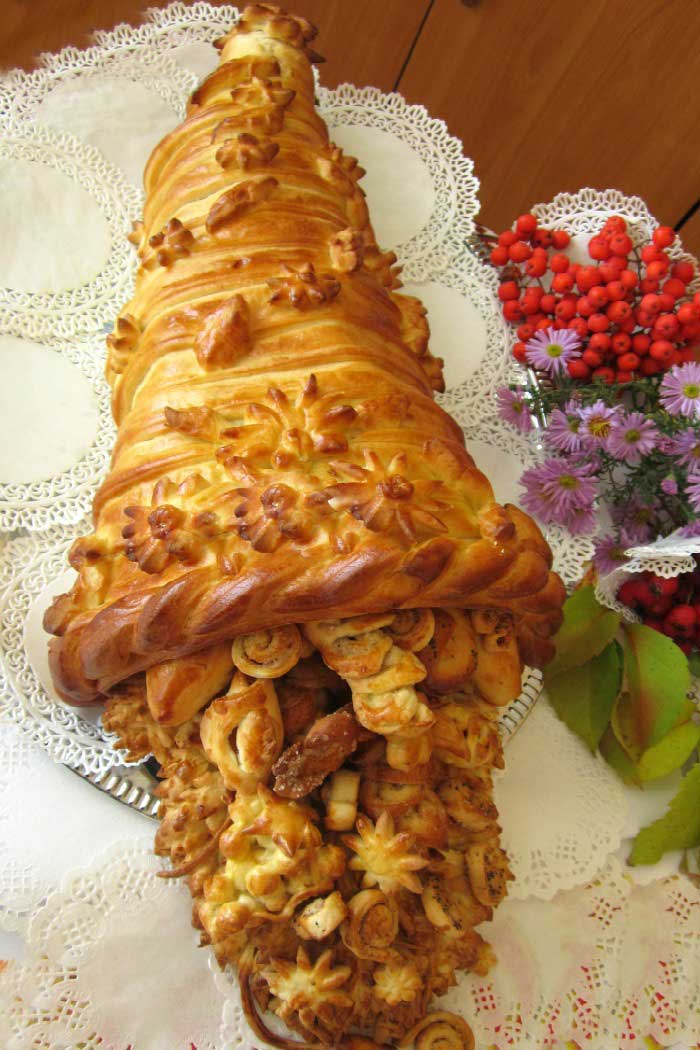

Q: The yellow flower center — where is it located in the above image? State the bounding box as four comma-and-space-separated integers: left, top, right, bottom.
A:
682, 382, 700, 398
558, 474, 579, 490
546, 342, 564, 359
589, 417, 611, 438
625, 428, 641, 444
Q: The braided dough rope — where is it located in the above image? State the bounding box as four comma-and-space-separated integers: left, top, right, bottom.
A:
42, 4, 568, 1047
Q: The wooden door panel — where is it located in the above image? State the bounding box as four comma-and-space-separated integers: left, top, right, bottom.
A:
1, 0, 430, 91
399, 0, 700, 235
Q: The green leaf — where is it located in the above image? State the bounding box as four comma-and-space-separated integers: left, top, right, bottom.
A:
544, 586, 620, 681
547, 641, 622, 751
599, 724, 642, 785
611, 689, 644, 762
628, 764, 700, 865
621, 624, 691, 748
674, 697, 698, 727
636, 720, 700, 781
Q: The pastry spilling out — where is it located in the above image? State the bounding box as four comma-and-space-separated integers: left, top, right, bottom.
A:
44, 5, 565, 1047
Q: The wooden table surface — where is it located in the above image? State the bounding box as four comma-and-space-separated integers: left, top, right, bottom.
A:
2, 0, 699, 255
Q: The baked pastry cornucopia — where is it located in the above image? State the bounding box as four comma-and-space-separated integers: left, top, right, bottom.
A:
44, 5, 565, 1047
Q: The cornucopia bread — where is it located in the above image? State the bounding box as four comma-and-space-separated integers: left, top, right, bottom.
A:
44, 5, 566, 1047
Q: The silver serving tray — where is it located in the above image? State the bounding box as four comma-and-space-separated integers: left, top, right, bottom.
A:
66, 666, 544, 819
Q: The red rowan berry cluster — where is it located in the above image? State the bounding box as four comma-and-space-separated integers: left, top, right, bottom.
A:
618, 557, 700, 655
490, 213, 699, 384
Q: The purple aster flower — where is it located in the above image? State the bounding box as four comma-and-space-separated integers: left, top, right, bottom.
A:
606, 411, 660, 466
685, 473, 700, 513
496, 386, 533, 434
520, 457, 598, 534
661, 475, 679, 495
610, 494, 660, 543
677, 520, 700, 538
545, 399, 586, 453
670, 428, 700, 470
578, 399, 622, 447
525, 327, 582, 377
657, 434, 677, 454
565, 503, 599, 536
659, 362, 700, 419
593, 533, 633, 576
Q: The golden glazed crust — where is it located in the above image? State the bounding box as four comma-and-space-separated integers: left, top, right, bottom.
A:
44, 3, 564, 707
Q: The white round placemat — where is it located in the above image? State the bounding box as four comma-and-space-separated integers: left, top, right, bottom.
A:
0, 334, 114, 532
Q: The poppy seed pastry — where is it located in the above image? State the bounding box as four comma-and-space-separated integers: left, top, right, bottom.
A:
45, 5, 565, 1046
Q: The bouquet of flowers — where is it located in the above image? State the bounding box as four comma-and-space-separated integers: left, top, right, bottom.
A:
489, 212, 700, 569
487, 209, 700, 866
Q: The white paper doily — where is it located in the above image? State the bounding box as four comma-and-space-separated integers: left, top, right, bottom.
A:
1, 838, 698, 1050
596, 533, 700, 618
0, 720, 151, 935
494, 699, 629, 900
0, 526, 125, 777
318, 84, 479, 278
0, 124, 141, 342
0, 42, 194, 131
457, 856, 700, 1050
0, 840, 227, 1050
0, 334, 115, 533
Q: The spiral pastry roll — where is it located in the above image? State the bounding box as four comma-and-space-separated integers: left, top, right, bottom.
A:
231, 624, 303, 678
401, 1012, 475, 1050
340, 888, 400, 962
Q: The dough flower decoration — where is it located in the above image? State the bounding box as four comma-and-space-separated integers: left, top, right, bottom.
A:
252, 946, 353, 1044
342, 811, 427, 895
268, 261, 341, 309
373, 960, 422, 1005
145, 217, 195, 269
121, 472, 221, 574
319, 450, 452, 544
215, 374, 359, 478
